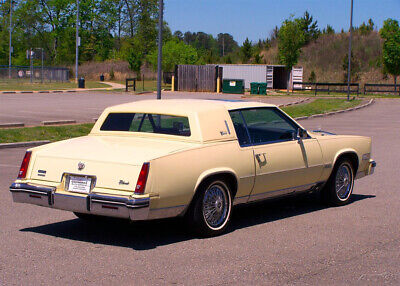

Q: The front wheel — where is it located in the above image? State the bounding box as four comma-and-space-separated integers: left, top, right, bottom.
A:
322, 159, 355, 206
189, 180, 233, 237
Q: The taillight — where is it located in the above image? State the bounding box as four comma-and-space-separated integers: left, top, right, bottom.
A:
17, 151, 32, 179
135, 162, 150, 195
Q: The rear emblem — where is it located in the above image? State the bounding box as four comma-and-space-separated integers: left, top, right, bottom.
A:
119, 180, 129, 185
78, 162, 85, 171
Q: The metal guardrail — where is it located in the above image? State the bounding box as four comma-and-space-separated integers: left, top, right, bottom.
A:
364, 84, 400, 95
293, 82, 360, 96
125, 78, 136, 92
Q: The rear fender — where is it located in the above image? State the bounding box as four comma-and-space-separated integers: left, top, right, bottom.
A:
194, 168, 239, 194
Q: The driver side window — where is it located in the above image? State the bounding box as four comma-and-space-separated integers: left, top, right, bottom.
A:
240, 108, 298, 144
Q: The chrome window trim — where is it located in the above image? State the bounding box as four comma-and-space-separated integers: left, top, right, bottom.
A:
229, 107, 310, 148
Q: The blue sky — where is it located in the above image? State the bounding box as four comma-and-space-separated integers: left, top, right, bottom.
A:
164, 0, 400, 44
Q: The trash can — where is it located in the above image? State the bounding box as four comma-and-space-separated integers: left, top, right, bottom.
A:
250, 82, 259, 95
78, 77, 85, 88
100, 74, 105, 81
258, 82, 267, 95
222, 79, 245, 94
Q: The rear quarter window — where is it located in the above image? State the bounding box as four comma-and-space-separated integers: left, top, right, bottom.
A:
100, 113, 191, 137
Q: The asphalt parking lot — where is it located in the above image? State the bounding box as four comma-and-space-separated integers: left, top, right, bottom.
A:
0, 91, 301, 126
0, 99, 399, 285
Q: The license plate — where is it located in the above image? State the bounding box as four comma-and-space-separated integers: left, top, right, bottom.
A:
67, 175, 92, 194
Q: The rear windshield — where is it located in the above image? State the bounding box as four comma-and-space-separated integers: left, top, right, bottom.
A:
100, 113, 191, 137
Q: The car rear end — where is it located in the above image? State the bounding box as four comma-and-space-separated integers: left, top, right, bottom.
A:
9, 122, 203, 221
10, 147, 153, 221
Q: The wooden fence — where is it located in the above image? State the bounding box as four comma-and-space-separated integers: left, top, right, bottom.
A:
293, 82, 360, 95
364, 84, 400, 95
176, 65, 220, 92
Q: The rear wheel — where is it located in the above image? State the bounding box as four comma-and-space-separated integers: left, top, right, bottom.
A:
322, 159, 355, 206
189, 180, 233, 237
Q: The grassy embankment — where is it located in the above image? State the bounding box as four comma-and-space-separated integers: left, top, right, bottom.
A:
271, 89, 399, 98
0, 80, 110, 91
0, 99, 361, 143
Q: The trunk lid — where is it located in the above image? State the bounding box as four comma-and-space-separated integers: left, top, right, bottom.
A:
30, 135, 198, 192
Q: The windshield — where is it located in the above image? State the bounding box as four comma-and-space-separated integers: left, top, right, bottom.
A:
100, 113, 191, 137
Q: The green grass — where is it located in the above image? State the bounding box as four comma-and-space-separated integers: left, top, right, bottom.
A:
0, 124, 94, 143
112, 80, 171, 92
0, 80, 110, 91
0, 99, 362, 143
257, 89, 399, 98
282, 98, 361, 118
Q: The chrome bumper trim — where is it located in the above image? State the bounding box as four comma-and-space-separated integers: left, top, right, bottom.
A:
90, 194, 149, 209
10, 183, 150, 221
370, 160, 376, 175
356, 160, 376, 179
10, 183, 55, 206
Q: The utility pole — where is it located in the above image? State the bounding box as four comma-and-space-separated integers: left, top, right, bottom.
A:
41, 48, 44, 84
9, 0, 12, 79
347, 0, 354, 101
75, 0, 79, 83
29, 49, 33, 83
222, 36, 225, 57
156, 0, 163, 100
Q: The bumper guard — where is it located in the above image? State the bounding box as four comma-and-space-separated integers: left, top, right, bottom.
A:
10, 183, 149, 221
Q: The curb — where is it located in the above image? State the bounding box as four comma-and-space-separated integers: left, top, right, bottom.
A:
241, 96, 311, 107
295, 98, 375, 121
278, 98, 311, 108
0, 140, 51, 150
135, 91, 155, 95
42, 120, 77, 126
1, 90, 80, 94
0, 122, 25, 128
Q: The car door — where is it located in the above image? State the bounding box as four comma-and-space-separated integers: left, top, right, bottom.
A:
237, 107, 324, 201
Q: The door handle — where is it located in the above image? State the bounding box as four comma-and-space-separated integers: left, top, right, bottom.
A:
255, 153, 267, 164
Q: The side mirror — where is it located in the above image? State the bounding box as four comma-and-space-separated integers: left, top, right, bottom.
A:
296, 128, 307, 140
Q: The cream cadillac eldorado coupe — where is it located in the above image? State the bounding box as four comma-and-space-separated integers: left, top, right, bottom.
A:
10, 99, 376, 236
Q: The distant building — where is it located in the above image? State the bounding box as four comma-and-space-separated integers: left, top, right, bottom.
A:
218, 64, 303, 90
175, 64, 303, 92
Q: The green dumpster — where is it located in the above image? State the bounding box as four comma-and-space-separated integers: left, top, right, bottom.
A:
222, 79, 245, 94
250, 82, 259, 95
258, 82, 267, 95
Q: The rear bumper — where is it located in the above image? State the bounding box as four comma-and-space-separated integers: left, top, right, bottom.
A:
10, 183, 149, 221
356, 160, 376, 180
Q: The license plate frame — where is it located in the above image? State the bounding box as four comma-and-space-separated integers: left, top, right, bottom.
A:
65, 175, 93, 194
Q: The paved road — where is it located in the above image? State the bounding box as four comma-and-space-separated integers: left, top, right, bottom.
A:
0, 91, 301, 126
1, 99, 399, 285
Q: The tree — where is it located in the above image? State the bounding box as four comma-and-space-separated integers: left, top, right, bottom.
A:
173, 30, 183, 41
278, 18, 305, 92
217, 33, 238, 57
308, 70, 316, 83
342, 52, 360, 82
323, 25, 335, 35
241, 38, 252, 63
254, 53, 262, 64
296, 11, 320, 44
125, 38, 144, 77
359, 19, 375, 35
147, 39, 199, 72
380, 19, 400, 88
270, 26, 279, 41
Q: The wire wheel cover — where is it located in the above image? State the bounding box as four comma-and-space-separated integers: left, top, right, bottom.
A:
335, 164, 353, 200
202, 184, 229, 229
